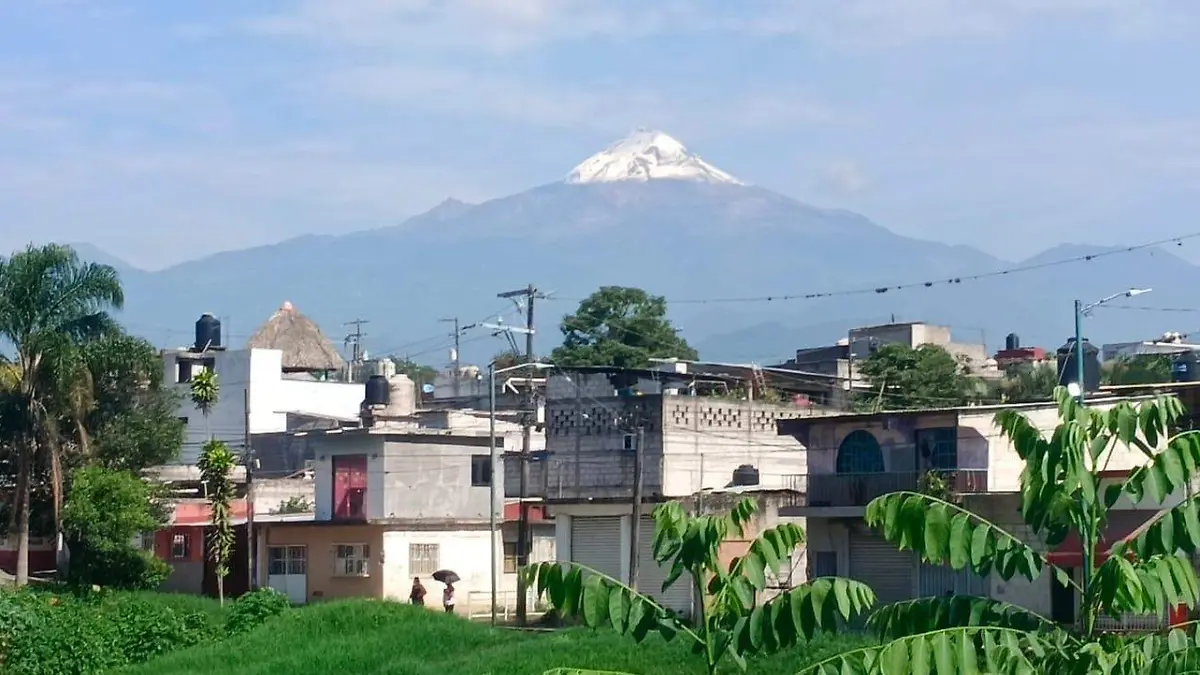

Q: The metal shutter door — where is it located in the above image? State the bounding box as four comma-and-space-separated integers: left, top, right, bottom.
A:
571, 517, 623, 581
849, 532, 914, 607
637, 517, 693, 616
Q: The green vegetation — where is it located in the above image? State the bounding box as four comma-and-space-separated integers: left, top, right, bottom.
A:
62, 466, 169, 590
0, 587, 287, 674
115, 600, 870, 675
0, 243, 185, 586
551, 286, 697, 368
853, 343, 976, 411
801, 388, 1200, 673
526, 499, 874, 675
1104, 354, 1173, 386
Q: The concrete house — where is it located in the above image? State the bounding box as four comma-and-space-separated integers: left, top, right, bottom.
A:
536, 365, 824, 615
777, 395, 1179, 629
252, 405, 551, 612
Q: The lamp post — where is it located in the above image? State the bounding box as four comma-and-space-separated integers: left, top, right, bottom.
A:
487, 360, 553, 626
1074, 288, 1152, 404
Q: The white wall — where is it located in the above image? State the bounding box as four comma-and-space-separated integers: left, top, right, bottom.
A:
382, 529, 496, 610
958, 400, 1159, 493
163, 347, 365, 465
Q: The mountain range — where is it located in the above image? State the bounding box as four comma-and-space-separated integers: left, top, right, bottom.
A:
48, 130, 1200, 367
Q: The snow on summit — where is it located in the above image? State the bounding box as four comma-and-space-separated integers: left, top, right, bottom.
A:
565, 129, 743, 185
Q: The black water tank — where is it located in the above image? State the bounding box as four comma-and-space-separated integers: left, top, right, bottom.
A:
1173, 351, 1200, 383
195, 313, 221, 351
1056, 337, 1101, 392
364, 375, 390, 406
731, 464, 760, 487
1005, 333, 1020, 351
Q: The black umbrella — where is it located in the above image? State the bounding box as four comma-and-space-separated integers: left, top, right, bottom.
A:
432, 569, 460, 584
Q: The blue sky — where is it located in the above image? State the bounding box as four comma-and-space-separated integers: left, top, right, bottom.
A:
2, 0, 1199, 269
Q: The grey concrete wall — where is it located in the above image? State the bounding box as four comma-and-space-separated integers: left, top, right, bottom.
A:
379, 436, 496, 521
160, 561, 204, 594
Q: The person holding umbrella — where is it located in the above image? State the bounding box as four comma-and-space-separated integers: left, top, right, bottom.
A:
432, 569, 460, 614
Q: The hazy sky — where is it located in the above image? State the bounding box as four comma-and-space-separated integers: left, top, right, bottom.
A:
2, 1, 1199, 269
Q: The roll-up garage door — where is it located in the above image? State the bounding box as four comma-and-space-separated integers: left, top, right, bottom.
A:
849, 531, 914, 607
637, 517, 693, 616
571, 517, 623, 581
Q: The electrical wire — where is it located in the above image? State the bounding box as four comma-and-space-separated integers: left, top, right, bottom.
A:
545, 231, 1200, 305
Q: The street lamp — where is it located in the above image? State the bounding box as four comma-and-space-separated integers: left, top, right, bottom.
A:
488, 360, 554, 626
1074, 288, 1152, 403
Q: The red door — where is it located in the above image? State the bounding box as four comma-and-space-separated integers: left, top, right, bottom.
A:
332, 455, 368, 519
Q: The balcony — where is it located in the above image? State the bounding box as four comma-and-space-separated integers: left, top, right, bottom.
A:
802, 470, 989, 508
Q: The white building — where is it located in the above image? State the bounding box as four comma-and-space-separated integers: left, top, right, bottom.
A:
161, 303, 363, 465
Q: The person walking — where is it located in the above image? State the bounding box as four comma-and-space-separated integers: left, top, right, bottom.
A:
410, 577, 426, 607
442, 582, 456, 614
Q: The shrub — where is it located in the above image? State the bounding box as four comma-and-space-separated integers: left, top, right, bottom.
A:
67, 540, 171, 590
0, 588, 251, 674
225, 588, 291, 635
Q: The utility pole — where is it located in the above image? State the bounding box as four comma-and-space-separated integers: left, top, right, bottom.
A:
440, 317, 476, 398
344, 318, 369, 381
244, 388, 256, 591
618, 384, 646, 591
629, 424, 645, 590
497, 284, 541, 624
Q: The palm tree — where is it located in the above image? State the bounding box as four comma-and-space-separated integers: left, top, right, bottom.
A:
0, 244, 122, 585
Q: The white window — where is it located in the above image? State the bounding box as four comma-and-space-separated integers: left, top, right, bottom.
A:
171, 533, 190, 560
334, 544, 370, 577
409, 543, 440, 576
268, 546, 307, 576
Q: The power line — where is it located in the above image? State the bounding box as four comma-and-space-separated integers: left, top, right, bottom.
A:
546, 231, 1200, 306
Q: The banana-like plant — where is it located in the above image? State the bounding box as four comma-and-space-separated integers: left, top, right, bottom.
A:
523, 497, 876, 675
801, 387, 1200, 674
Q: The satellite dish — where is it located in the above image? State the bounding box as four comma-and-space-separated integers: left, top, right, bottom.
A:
1066, 382, 1082, 398
422, 383, 435, 394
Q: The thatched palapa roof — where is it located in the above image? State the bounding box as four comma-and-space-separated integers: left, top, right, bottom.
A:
247, 301, 345, 373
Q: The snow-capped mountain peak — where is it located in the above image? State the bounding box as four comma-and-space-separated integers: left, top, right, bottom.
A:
565, 129, 743, 185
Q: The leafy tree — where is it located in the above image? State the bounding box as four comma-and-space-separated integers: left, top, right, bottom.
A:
62, 466, 170, 589
387, 357, 438, 387
0, 243, 123, 585
550, 286, 697, 369
524, 498, 875, 675
82, 332, 185, 470
997, 362, 1059, 403
198, 439, 236, 605
1105, 354, 1173, 386
802, 387, 1200, 674
190, 369, 235, 604
855, 343, 974, 411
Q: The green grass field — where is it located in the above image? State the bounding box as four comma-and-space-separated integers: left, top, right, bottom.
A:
117, 600, 872, 675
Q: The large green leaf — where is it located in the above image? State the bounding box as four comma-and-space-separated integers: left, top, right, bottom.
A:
730, 577, 875, 657
1127, 495, 1200, 559
867, 596, 1057, 641
1094, 553, 1200, 618
865, 492, 1071, 587
522, 561, 699, 646
1114, 626, 1200, 675
795, 626, 1047, 674
1123, 431, 1200, 506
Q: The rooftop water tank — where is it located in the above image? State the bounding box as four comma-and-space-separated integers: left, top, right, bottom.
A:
1056, 337, 1101, 392
364, 375, 390, 407
731, 464, 760, 487
1005, 333, 1020, 351
195, 313, 221, 351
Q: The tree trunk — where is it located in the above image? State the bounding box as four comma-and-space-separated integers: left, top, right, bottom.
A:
13, 462, 30, 586
217, 574, 225, 605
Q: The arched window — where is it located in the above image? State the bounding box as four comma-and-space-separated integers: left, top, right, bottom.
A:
836, 430, 884, 474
